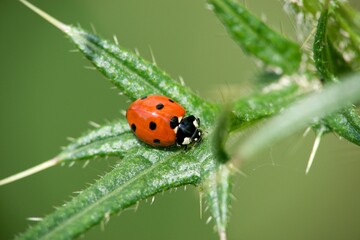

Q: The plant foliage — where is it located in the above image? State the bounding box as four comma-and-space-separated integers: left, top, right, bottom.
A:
1, 0, 359, 239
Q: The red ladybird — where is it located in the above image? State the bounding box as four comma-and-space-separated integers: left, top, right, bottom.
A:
126, 95, 202, 147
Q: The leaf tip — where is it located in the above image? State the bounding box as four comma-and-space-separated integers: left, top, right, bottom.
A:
305, 127, 325, 175
20, 0, 70, 33
0, 157, 60, 186
219, 229, 227, 240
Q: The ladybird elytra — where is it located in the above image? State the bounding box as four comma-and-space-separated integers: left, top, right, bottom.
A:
126, 95, 202, 147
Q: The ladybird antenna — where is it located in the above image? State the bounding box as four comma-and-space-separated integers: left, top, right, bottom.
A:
0, 157, 60, 186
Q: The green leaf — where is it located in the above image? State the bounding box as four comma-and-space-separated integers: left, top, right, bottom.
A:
325, 108, 360, 146
208, 0, 301, 74
312, 3, 354, 82
18, 135, 231, 240
13, 1, 360, 240
205, 107, 234, 239
313, 6, 336, 82
212, 106, 231, 163
285, 0, 321, 17
202, 163, 232, 240
15, 5, 232, 239
236, 73, 360, 159
312, 4, 360, 147
329, 9, 360, 71
286, 0, 360, 71
18, 147, 202, 239
59, 119, 138, 161
230, 83, 301, 131
326, 39, 353, 76
303, 0, 322, 15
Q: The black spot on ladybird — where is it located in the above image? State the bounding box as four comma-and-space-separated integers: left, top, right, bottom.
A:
153, 139, 160, 144
168, 99, 174, 103
149, 121, 157, 130
156, 103, 164, 110
170, 116, 179, 129
141, 96, 148, 100
131, 124, 136, 132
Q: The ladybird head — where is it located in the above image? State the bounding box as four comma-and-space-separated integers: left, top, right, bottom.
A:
176, 115, 202, 146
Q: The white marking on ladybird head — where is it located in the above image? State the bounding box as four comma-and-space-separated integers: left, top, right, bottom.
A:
173, 126, 178, 134
178, 116, 183, 123
182, 137, 191, 145
193, 119, 199, 128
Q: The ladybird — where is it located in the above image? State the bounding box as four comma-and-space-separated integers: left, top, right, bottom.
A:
126, 95, 202, 147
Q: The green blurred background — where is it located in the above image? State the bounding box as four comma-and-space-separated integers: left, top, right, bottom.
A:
1, 0, 360, 239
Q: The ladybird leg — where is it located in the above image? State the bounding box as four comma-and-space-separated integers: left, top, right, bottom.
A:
197, 130, 203, 143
